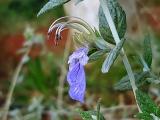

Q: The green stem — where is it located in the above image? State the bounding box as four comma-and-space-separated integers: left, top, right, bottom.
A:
99, 0, 141, 112
2, 48, 30, 120
57, 33, 71, 110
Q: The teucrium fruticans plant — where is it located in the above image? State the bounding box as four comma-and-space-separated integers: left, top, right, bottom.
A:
38, 0, 160, 119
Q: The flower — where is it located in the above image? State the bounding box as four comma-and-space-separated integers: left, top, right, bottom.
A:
47, 16, 95, 46
67, 47, 89, 103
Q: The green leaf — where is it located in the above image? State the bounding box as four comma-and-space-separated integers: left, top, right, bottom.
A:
151, 113, 160, 120
79, 111, 105, 120
37, 0, 70, 16
143, 34, 152, 68
75, 0, 84, 5
94, 28, 111, 50
138, 55, 150, 71
99, 0, 126, 44
101, 38, 125, 73
136, 90, 160, 117
94, 28, 101, 38
95, 38, 111, 50
136, 112, 153, 120
89, 49, 109, 62
114, 71, 150, 91
27, 58, 48, 94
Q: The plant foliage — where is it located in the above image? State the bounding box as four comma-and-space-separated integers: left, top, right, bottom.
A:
98, 0, 126, 44
37, 0, 70, 16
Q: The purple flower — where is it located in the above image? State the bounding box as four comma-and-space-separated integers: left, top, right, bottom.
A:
67, 47, 89, 103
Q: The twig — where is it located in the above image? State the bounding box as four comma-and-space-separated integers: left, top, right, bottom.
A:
57, 32, 71, 110
99, 0, 141, 112
2, 48, 31, 120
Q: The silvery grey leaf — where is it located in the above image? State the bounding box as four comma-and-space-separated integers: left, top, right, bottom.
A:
101, 38, 125, 73
114, 71, 150, 91
89, 49, 109, 62
75, 0, 84, 5
37, 0, 70, 16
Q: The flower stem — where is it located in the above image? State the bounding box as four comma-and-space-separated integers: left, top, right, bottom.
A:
57, 32, 71, 110
99, 0, 141, 112
2, 48, 31, 120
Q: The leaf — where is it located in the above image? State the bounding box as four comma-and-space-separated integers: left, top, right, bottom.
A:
114, 71, 150, 91
143, 34, 152, 68
99, 0, 126, 44
95, 38, 111, 50
138, 55, 150, 72
27, 59, 47, 92
79, 111, 105, 120
75, 0, 84, 5
94, 28, 111, 50
94, 28, 101, 37
136, 90, 160, 118
89, 49, 108, 62
136, 112, 153, 120
101, 38, 125, 73
151, 113, 160, 120
37, 0, 70, 16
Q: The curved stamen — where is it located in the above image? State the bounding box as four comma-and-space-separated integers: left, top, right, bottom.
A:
48, 16, 97, 46
48, 16, 94, 35
57, 21, 90, 40
55, 24, 64, 40
48, 23, 63, 33
53, 21, 90, 41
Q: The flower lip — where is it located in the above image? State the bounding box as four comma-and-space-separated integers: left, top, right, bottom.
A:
67, 47, 89, 103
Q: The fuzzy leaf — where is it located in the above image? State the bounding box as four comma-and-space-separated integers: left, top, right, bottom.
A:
94, 28, 111, 50
136, 90, 160, 117
89, 49, 109, 62
101, 38, 125, 73
99, 0, 126, 44
138, 55, 150, 71
143, 34, 152, 68
79, 111, 105, 120
37, 0, 70, 16
95, 38, 110, 50
114, 71, 150, 91
136, 112, 154, 120
75, 0, 84, 5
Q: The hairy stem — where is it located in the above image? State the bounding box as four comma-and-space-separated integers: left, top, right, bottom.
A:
99, 0, 141, 112
57, 32, 71, 110
2, 48, 31, 120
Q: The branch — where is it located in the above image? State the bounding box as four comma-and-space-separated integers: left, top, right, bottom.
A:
2, 48, 31, 120
57, 32, 71, 110
99, 0, 141, 112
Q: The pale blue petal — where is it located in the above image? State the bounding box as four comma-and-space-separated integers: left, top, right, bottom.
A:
67, 63, 85, 86
67, 64, 86, 103
68, 47, 89, 65
67, 47, 88, 103
68, 59, 78, 71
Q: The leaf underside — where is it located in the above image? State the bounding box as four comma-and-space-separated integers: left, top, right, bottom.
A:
114, 71, 150, 91
37, 0, 70, 16
101, 38, 125, 73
